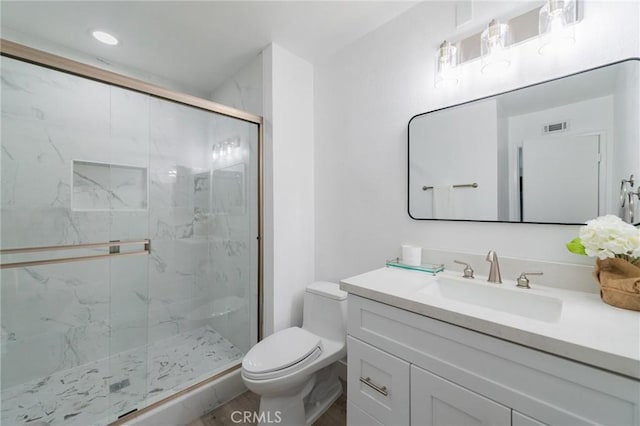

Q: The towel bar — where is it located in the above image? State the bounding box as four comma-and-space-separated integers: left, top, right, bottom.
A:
422, 182, 478, 191
0, 239, 150, 269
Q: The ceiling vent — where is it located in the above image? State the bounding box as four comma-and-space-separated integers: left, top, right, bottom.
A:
542, 121, 569, 134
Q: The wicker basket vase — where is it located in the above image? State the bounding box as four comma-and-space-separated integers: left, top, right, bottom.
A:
593, 257, 640, 311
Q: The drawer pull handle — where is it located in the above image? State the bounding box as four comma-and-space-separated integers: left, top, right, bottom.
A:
360, 376, 388, 396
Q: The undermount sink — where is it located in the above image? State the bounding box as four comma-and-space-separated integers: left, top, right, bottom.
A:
418, 276, 563, 323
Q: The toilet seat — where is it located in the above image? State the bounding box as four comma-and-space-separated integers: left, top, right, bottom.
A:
242, 327, 323, 380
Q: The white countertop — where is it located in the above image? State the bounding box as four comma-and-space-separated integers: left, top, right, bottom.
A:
340, 267, 640, 380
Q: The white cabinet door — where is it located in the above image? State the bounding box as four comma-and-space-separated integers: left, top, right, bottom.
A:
512, 411, 549, 426
347, 336, 410, 426
411, 365, 510, 426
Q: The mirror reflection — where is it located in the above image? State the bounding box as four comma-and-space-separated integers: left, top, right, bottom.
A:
409, 58, 640, 224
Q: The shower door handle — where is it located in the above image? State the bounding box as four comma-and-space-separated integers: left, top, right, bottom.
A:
0, 239, 150, 269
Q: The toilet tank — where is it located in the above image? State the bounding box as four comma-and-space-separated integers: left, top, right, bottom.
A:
302, 281, 347, 342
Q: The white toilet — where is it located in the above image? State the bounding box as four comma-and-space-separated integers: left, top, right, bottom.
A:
241, 281, 348, 426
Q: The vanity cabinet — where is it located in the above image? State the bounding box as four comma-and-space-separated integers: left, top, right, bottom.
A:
346, 294, 640, 426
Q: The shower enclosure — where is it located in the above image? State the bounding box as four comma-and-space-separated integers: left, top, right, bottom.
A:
0, 43, 261, 425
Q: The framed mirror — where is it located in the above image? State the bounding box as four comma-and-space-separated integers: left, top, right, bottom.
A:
408, 58, 640, 225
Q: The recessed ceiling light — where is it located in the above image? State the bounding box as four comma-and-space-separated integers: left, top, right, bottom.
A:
92, 30, 119, 46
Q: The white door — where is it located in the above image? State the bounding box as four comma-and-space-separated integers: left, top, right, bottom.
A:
411, 365, 510, 426
522, 135, 600, 223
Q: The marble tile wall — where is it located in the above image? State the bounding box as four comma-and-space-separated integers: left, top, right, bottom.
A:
1, 56, 258, 423
147, 98, 205, 345
0, 261, 110, 388
1, 57, 110, 248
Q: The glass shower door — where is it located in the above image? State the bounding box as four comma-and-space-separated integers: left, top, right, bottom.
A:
0, 56, 151, 425
140, 96, 258, 405
1, 53, 259, 425
103, 86, 152, 420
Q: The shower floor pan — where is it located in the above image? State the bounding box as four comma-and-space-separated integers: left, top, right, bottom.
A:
1, 326, 244, 426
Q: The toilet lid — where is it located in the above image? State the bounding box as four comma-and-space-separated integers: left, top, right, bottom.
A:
306, 281, 347, 300
242, 327, 322, 379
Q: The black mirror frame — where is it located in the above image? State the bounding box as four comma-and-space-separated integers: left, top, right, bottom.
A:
408, 57, 640, 225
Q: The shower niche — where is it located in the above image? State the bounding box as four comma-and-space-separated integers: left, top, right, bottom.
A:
72, 160, 149, 211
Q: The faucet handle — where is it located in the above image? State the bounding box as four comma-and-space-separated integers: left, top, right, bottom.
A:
516, 272, 543, 289
453, 260, 474, 278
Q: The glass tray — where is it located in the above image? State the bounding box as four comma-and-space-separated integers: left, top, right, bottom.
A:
386, 258, 444, 275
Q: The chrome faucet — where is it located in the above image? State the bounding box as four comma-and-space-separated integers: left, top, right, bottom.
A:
486, 250, 502, 284
453, 260, 474, 278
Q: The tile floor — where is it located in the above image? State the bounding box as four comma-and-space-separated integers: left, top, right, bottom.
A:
1, 326, 243, 426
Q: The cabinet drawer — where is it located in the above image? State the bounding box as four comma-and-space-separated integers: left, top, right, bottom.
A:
347, 336, 410, 426
347, 401, 383, 426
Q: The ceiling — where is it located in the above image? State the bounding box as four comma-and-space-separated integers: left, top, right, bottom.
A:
1, 1, 418, 95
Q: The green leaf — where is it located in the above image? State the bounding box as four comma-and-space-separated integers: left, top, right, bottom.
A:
566, 238, 586, 255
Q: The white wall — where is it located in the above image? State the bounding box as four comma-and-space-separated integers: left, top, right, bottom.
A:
314, 0, 640, 285
263, 44, 315, 335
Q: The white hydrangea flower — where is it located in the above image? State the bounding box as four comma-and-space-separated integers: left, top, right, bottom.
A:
578, 215, 640, 261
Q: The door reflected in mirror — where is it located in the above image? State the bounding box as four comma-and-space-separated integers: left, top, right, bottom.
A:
408, 58, 640, 224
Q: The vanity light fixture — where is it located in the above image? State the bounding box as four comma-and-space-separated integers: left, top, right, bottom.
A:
480, 19, 510, 75
434, 1, 581, 87
435, 40, 459, 88
538, 0, 577, 55
92, 30, 119, 46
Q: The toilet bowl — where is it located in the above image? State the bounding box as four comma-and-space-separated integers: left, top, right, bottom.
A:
241, 281, 347, 426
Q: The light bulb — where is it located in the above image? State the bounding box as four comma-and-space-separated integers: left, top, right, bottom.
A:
481, 20, 510, 75
538, 0, 576, 55
435, 40, 459, 88
92, 30, 119, 46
